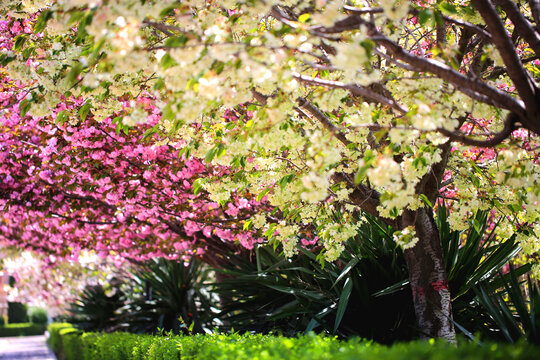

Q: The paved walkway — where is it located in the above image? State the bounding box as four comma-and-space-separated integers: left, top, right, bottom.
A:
0, 335, 56, 360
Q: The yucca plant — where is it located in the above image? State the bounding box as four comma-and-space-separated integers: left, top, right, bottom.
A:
212, 203, 525, 343
213, 215, 414, 343
68, 279, 125, 332
435, 202, 529, 337
119, 258, 216, 335
474, 265, 540, 344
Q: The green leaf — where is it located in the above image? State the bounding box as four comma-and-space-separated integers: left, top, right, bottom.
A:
160, 53, 177, 70
192, 178, 206, 195
21, 46, 35, 60
256, 188, 271, 202
372, 279, 410, 297
360, 39, 375, 60
153, 78, 165, 90
418, 9, 432, 26
263, 223, 277, 239
55, 110, 68, 125
160, 4, 178, 17
78, 102, 92, 121
164, 35, 189, 48
34, 10, 53, 33
0, 54, 15, 66
419, 194, 433, 208
331, 258, 359, 289
67, 11, 86, 26
142, 125, 159, 141
204, 147, 216, 164
243, 219, 253, 231
13, 35, 28, 51
67, 62, 83, 85
438, 2, 458, 15
433, 11, 444, 26
334, 277, 353, 333
19, 99, 31, 117
278, 174, 295, 190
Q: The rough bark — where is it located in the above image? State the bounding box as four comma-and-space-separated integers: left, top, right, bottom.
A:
402, 209, 455, 342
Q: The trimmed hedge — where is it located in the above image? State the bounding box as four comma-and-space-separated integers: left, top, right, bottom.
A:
48, 323, 540, 360
0, 323, 46, 337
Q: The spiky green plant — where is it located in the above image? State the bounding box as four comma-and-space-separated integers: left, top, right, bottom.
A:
68, 280, 125, 332
212, 204, 525, 343
119, 258, 215, 334
474, 265, 540, 344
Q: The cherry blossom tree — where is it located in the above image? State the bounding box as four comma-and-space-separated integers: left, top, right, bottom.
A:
1, 249, 123, 316
2, 0, 540, 341
0, 14, 264, 263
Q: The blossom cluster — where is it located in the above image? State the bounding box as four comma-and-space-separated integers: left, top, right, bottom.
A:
1, 0, 538, 265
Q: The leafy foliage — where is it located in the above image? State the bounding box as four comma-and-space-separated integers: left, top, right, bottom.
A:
213, 205, 526, 342
47, 322, 79, 355
119, 258, 216, 334
68, 280, 125, 332
29, 307, 48, 325
0, 322, 45, 337
7, 301, 28, 323
213, 215, 412, 343
475, 266, 540, 344
435, 202, 529, 338
49, 323, 540, 360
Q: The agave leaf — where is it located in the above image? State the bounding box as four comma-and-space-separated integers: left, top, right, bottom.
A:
372, 279, 409, 297
334, 277, 353, 333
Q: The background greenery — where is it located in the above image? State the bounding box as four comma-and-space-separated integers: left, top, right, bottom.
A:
59, 205, 538, 344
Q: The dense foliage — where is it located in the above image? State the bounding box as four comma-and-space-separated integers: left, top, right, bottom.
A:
29, 306, 48, 324
48, 323, 540, 360
212, 203, 527, 342
0, 322, 46, 337
2, 0, 540, 340
7, 301, 28, 323
119, 257, 215, 334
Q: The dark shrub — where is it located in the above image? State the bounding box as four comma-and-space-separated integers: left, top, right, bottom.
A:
68, 278, 125, 332
7, 302, 28, 323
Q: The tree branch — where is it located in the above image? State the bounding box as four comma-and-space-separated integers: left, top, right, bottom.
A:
472, 0, 540, 133
296, 97, 353, 148
437, 112, 518, 147
493, 0, 540, 56
142, 20, 195, 38
251, 89, 353, 147
332, 172, 399, 228
373, 36, 525, 115
529, 0, 540, 32
293, 73, 409, 114
310, 13, 524, 115
334, 7, 493, 42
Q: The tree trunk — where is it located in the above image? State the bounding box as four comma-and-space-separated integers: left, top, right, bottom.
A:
402, 208, 456, 342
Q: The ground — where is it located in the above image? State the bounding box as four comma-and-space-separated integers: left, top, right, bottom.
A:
0, 335, 56, 360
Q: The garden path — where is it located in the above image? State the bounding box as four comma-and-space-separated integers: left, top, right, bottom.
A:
0, 335, 56, 360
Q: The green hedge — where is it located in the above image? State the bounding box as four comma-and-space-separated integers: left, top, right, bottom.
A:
48, 323, 540, 360
29, 307, 48, 325
0, 323, 46, 337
